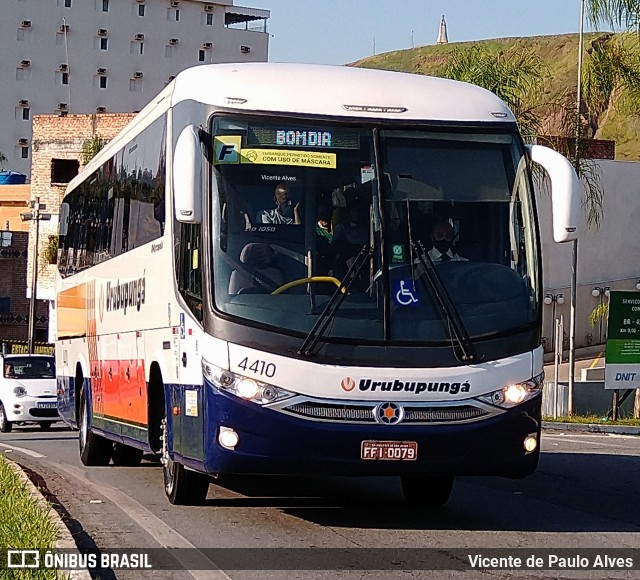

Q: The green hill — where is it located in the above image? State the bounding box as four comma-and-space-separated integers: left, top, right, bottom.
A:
352, 33, 640, 160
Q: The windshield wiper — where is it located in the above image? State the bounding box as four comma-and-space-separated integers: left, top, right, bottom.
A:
298, 244, 373, 357
411, 241, 478, 362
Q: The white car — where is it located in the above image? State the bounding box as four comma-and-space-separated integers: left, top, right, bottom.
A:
0, 354, 59, 432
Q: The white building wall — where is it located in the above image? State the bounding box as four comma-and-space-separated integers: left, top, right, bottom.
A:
538, 159, 640, 350
0, 0, 269, 177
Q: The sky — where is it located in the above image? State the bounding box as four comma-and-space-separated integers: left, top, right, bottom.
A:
246, 0, 605, 65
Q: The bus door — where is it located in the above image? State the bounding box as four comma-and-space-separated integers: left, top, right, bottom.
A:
175, 222, 205, 461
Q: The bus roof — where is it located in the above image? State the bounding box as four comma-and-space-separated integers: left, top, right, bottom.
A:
171, 62, 516, 124
69, 63, 517, 192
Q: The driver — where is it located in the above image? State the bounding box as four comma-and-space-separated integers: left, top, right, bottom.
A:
4, 363, 16, 378
428, 220, 467, 262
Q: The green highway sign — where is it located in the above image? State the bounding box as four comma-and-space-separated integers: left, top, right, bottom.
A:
605, 291, 640, 390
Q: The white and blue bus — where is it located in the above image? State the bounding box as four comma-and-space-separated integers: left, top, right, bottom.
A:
56, 63, 580, 506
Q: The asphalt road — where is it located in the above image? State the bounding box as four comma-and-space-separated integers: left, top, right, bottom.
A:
1, 425, 639, 579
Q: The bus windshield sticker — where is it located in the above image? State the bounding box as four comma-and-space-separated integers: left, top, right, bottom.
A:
185, 390, 198, 417
393, 279, 420, 307
240, 148, 336, 169
213, 135, 242, 164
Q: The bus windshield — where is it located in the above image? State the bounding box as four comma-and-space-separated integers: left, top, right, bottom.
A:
210, 116, 539, 345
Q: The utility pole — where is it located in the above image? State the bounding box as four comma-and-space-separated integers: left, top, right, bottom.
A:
21, 197, 51, 353
568, 0, 586, 416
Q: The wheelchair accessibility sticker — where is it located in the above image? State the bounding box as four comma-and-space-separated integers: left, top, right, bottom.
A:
393, 279, 420, 307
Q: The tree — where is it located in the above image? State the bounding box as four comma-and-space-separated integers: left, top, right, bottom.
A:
588, 0, 640, 32
81, 135, 106, 165
442, 46, 547, 140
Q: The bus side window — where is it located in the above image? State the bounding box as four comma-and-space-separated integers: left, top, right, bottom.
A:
177, 223, 203, 322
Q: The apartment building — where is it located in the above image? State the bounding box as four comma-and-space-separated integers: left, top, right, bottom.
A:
1, 0, 270, 177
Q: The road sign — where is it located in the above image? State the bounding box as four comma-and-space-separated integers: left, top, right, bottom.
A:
604, 291, 640, 390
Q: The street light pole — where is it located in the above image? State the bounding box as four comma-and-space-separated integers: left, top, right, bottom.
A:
21, 196, 51, 354
27, 197, 41, 354
568, 0, 586, 416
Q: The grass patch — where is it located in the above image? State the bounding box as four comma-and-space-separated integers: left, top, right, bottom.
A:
0, 455, 61, 579
544, 415, 640, 426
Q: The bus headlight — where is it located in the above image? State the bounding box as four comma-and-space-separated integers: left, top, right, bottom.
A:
476, 373, 543, 409
202, 359, 295, 405
13, 386, 27, 398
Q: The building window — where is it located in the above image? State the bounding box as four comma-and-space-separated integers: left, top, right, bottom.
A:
51, 159, 80, 184
21, 147, 29, 159
165, 46, 174, 58
99, 76, 107, 89
0, 232, 12, 248
65, 0, 72, 7
198, 50, 206, 62
0, 297, 10, 314
22, 107, 30, 120
138, 4, 145, 17
100, 37, 108, 50
139, 42, 144, 55
206, 13, 213, 26
62, 72, 69, 85
168, 8, 179, 21
102, 0, 109, 12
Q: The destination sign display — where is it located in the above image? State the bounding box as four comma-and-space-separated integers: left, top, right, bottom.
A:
247, 126, 360, 149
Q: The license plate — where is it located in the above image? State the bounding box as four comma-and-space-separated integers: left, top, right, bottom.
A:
361, 440, 418, 461
37, 402, 57, 409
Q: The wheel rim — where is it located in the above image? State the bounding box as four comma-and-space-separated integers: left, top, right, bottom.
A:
0, 404, 5, 429
79, 397, 87, 450
161, 418, 175, 493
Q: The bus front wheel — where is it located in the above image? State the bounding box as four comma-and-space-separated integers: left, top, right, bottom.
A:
401, 475, 454, 507
78, 387, 112, 466
161, 418, 209, 505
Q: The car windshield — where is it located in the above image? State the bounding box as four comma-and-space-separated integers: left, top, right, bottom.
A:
4, 357, 55, 379
210, 116, 539, 345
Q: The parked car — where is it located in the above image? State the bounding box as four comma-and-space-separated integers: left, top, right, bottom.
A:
0, 354, 58, 432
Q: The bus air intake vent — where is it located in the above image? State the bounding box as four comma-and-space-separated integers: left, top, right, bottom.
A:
279, 400, 491, 424
285, 402, 375, 422
403, 406, 487, 422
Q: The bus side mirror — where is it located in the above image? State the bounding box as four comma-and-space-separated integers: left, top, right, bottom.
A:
59, 202, 69, 237
174, 125, 203, 224
527, 144, 581, 243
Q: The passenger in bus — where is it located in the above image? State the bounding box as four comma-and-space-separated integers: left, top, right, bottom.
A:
428, 219, 467, 262
256, 182, 301, 225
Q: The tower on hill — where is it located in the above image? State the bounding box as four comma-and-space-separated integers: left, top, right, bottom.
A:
437, 15, 449, 44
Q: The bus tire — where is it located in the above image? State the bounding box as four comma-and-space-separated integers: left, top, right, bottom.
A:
0, 402, 13, 433
39, 421, 53, 431
78, 386, 112, 466
401, 475, 454, 507
112, 443, 144, 466
161, 418, 209, 505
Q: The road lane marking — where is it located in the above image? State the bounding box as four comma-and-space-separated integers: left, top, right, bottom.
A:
50, 462, 232, 580
0, 442, 47, 458
544, 434, 640, 449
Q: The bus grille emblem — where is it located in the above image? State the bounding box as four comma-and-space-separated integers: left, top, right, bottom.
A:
375, 402, 404, 425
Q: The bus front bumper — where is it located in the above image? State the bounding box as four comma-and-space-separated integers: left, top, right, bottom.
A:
195, 387, 542, 479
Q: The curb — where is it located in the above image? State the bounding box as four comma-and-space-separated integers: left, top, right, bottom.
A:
5, 457, 92, 580
542, 421, 640, 436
